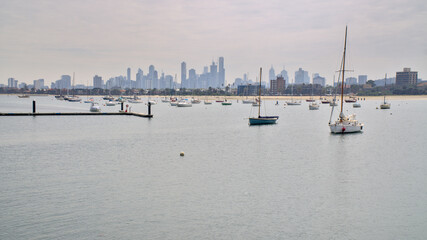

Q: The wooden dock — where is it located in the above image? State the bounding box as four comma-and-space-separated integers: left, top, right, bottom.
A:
0, 112, 153, 118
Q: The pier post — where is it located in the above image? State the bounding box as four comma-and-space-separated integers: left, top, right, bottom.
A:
148, 102, 151, 115
121, 102, 124, 111
32, 100, 36, 113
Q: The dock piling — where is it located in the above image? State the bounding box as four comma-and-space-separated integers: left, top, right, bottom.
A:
148, 102, 151, 115
33, 100, 36, 113
121, 102, 124, 111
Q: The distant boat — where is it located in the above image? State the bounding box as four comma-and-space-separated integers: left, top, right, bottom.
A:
18, 94, 29, 98
380, 73, 391, 109
242, 99, 256, 104
321, 99, 331, 104
148, 99, 157, 105
222, 100, 232, 105
89, 102, 101, 112
329, 26, 363, 134
309, 102, 319, 110
106, 101, 116, 106
204, 100, 212, 105
191, 98, 201, 104
176, 99, 192, 107
345, 97, 357, 103
84, 98, 94, 103
249, 68, 279, 125
68, 96, 81, 102
286, 79, 301, 106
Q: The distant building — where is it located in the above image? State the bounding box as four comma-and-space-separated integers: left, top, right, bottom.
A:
270, 76, 286, 95
93, 75, 103, 89
312, 74, 326, 87
237, 84, 265, 96
181, 62, 187, 88
8, 78, 18, 88
358, 75, 367, 85
269, 66, 275, 80
345, 77, 358, 86
218, 57, 225, 88
295, 68, 310, 85
33, 79, 44, 90
127, 67, 131, 81
19, 82, 27, 89
396, 68, 418, 86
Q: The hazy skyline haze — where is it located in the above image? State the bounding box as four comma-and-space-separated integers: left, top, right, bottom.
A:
1, 0, 426, 85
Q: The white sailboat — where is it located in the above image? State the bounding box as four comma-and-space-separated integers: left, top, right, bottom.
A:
308, 82, 319, 110
89, 102, 101, 112
286, 79, 301, 105
329, 26, 363, 134
380, 73, 391, 109
248, 68, 279, 125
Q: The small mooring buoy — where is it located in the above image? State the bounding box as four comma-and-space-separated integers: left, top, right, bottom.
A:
180, 152, 185, 157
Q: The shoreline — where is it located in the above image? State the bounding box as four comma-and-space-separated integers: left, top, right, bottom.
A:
2, 93, 427, 101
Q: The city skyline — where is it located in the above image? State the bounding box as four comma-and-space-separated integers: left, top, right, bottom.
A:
1, 0, 426, 86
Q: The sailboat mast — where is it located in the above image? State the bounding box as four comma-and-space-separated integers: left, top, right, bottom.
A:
258, 68, 262, 117
72, 72, 75, 97
340, 26, 348, 117
384, 73, 387, 103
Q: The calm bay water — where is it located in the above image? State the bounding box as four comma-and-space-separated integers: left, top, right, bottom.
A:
1, 95, 426, 239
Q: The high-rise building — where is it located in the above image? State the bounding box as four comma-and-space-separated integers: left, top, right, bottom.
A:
93, 75, 103, 89
345, 77, 358, 86
127, 68, 131, 81
358, 75, 367, 85
270, 76, 286, 95
188, 69, 197, 89
209, 61, 218, 88
279, 67, 289, 85
269, 66, 275, 80
313, 74, 326, 87
8, 78, 17, 88
181, 62, 187, 88
396, 68, 418, 86
33, 79, 44, 90
136, 68, 144, 89
218, 57, 225, 88
295, 68, 310, 85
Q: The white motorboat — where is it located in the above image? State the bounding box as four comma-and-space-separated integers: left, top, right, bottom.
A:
309, 102, 319, 110
170, 101, 177, 106
353, 102, 361, 108
329, 26, 363, 134
106, 101, 116, 106
128, 99, 143, 103
204, 100, 212, 105
89, 102, 101, 112
148, 99, 157, 105
176, 99, 192, 107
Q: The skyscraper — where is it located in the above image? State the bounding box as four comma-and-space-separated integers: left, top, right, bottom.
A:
181, 62, 187, 88
218, 57, 225, 88
127, 68, 131, 81
209, 61, 218, 88
295, 68, 310, 85
358, 75, 367, 85
33, 79, 44, 90
93, 75, 103, 89
269, 66, 275, 80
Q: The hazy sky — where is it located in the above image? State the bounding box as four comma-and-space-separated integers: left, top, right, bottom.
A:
1, 0, 426, 86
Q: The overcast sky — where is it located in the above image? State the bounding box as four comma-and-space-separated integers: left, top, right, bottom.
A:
1, 0, 426, 86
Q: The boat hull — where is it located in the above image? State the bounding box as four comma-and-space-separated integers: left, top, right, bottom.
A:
286, 102, 301, 105
177, 102, 192, 107
380, 103, 390, 109
249, 117, 278, 125
329, 121, 363, 133
309, 104, 319, 110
